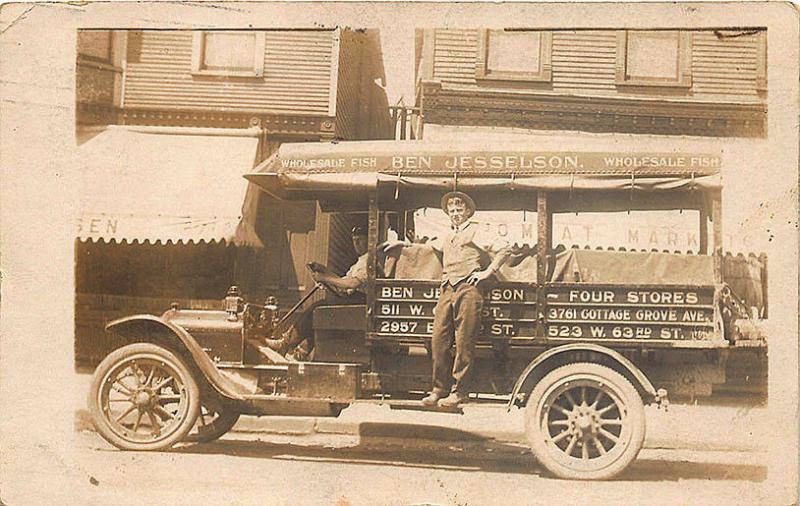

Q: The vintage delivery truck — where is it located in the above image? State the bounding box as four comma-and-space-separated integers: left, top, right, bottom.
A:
87, 140, 767, 480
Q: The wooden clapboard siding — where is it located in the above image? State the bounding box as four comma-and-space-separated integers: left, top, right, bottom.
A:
334, 29, 394, 141
432, 29, 479, 85
335, 30, 361, 139
692, 31, 761, 99
430, 29, 765, 103
123, 30, 335, 115
327, 212, 360, 276
552, 31, 617, 93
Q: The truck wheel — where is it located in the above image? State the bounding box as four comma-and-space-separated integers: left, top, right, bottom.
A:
524, 362, 645, 480
88, 343, 200, 451
184, 401, 240, 443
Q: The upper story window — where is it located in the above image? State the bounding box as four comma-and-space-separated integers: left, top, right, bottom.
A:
476, 30, 553, 82
191, 31, 266, 77
78, 30, 113, 64
615, 30, 692, 87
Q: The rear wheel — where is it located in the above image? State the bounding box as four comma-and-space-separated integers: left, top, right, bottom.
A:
524, 362, 645, 480
88, 343, 200, 451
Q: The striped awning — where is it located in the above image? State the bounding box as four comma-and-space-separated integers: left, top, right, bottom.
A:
77, 125, 262, 246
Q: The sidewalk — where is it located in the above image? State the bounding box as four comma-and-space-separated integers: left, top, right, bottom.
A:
74, 373, 767, 452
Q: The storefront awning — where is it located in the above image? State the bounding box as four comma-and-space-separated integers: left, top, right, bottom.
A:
245, 139, 722, 210
77, 126, 262, 246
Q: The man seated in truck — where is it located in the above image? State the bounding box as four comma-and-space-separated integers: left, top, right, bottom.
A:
264, 225, 373, 360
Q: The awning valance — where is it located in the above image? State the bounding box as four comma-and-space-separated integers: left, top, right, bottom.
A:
77, 126, 262, 246
245, 139, 722, 210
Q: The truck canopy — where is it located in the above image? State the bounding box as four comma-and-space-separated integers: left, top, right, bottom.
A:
245, 139, 721, 212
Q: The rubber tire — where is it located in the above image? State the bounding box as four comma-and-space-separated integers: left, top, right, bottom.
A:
524, 362, 646, 481
88, 343, 201, 451
184, 402, 241, 443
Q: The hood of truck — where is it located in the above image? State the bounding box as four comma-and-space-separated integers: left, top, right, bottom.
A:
162, 309, 243, 334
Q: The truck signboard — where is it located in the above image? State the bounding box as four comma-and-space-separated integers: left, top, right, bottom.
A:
372, 281, 719, 344
374, 281, 537, 340
545, 285, 718, 343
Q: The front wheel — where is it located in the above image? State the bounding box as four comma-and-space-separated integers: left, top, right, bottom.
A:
524, 362, 645, 480
88, 343, 201, 451
184, 400, 240, 443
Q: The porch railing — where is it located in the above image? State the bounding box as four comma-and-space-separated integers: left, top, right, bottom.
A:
389, 105, 421, 140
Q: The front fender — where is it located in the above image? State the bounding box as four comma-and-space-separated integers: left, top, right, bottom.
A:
105, 314, 245, 401
507, 343, 658, 410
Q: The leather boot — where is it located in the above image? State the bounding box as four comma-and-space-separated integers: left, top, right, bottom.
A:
263, 337, 291, 355
264, 328, 304, 356
421, 391, 445, 406
438, 391, 468, 407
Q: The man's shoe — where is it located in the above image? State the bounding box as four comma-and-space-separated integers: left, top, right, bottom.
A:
290, 346, 311, 361
421, 392, 444, 406
438, 392, 468, 407
263, 337, 290, 355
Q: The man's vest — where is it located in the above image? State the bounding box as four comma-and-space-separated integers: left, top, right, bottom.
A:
441, 223, 483, 286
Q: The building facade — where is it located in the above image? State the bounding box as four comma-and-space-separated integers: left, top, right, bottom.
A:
415, 27, 769, 253
75, 29, 392, 366
417, 29, 767, 138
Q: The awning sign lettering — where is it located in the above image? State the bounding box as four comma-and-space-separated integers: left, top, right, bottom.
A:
277, 152, 721, 174
76, 215, 240, 243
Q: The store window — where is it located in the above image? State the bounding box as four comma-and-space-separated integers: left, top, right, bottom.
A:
78, 30, 113, 63
476, 30, 553, 82
191, 31, 266, 77
615, 30, 692, 87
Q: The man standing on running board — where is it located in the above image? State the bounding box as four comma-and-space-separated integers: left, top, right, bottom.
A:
420, 191, 511, 407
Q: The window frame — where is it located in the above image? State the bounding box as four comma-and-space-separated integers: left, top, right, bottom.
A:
755, 30, 767, 91
615, 30, 692, 88
475, 29, 553, 83
191, 31, 266, 78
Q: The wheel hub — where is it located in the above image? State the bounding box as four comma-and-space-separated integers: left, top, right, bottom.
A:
133, 388, 154, 409
576, 415, 597, 437
571, 408, 599, 439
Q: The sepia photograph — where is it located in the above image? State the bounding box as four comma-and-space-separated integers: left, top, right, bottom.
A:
1, 2, 797, 504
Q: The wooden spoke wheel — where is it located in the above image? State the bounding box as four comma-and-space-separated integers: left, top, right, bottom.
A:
184, 401, 241, 443
88, 343, 200, 451
525, 362, 645, 480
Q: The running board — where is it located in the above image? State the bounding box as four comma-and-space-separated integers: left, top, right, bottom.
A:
387, 400, 464, 415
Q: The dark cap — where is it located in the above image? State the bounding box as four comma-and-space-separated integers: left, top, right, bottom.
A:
351, 225, 368, 236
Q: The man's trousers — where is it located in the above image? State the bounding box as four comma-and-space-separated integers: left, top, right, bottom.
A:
430, 282, 483, 395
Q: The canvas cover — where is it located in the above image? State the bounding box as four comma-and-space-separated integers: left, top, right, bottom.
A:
552, 249, 716, 285
722, 253, 767, 312
389, 245, 716, 286
245, 140, 722, 208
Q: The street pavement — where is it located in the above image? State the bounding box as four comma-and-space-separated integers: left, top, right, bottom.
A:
73, 373, 767, 453
10, 373, 770, 504
15, 430, 771, 505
